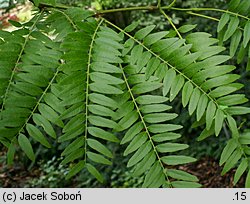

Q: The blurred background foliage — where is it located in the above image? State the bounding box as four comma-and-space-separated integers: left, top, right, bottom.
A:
0, 0, 249, 187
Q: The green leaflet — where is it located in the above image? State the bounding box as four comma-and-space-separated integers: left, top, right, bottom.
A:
237, 44, 247, 64
201, 74, 239, 91
89, 93, 118, 109
233, 158, 248, 185
88, 127, 119, 143
115, 100, 134, 120
91, 62, 122, 73
227, 115, 239, 138
86, 163, 104, 183
140, 104, 171, 114
26, 124, 51, 148
167, 169, 198, 182
61, 137, 85, 156
151, 37, 178, 52
117, 110, 139, 131
62, 114, 85, 133
145, 57, 161, 80
182, 81, 193, 107
144, 31, 169, 46
134, 25, 155, 40
123, 132, 148, 156
142, 161, 163, 187
87, 139, 113, 158
148, 124, 183, 133
120, 122, 144, 144
89, 82, 123, 95
144, 113, 177, 123
88, 104, 116, 117
87, 152, 112, 165
196, 95, 208, 121
217, 94, 248, 106
98, 28, 123, 42
209, 83, 243, 98
237, 0, 250, 14
44, 93, 65, 114
132, 81, 162, 94
188, 88, 201, 115
133, 151, 156, 177
223, 17, 239, 41
66, 161, 85, 180
130, 45, 143, 65
156, 143, 189, 153
59, 126, 85, 142
243, 21, 250, 48
90, 72, 124, 85
18, 134, 35, 161
217, 13, 230, 33
221, 148, 242, 175
169, 75, 184, 102
171, 181, 201, 188
88, 115, 120, 129
33, 113, 59, 139
60, 148, 84, 165
152, 132, 181, 142
137, 52, 152, 72
124, 21, 139, 32
214, 109, 225, 136
225, 106, 250, 115
38, 103, 64, 127
161, 155, 197, 165
239, 132, 250, 144
220, 139, 238, 166
136, 95, 168, 105
178, 24, 197, 33
127, 141, 152, 167
123, 39, 135, 56
230, 30, 242, 57
228, 0, 241, 11
147, 173, 165, 187
246, 170, 250, 188
163, 69, 176, 96
7, 142, 15, 165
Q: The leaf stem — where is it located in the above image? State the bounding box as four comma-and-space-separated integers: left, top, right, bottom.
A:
15, 68, 60, 138
184, 11, 244, 32
0, 11, 43, 113
97, 6, 157, 15
157, 0, 161, 8
169, 7, 250, 21
50, 8, 78, 30
186, 11, 219, 22
166, 0, 177, 9
32, 1, 250, 22
160, 8, 183, 39
119, 64, 172, 187
84, 19, 104, 162
103, 18, 221, 112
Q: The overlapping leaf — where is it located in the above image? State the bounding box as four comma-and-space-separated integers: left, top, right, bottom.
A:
217, 0, 250, 69
116, 22, 248, 140
115, 27, 199, 186
0, 13, 64, 161
58, 19, 123, 181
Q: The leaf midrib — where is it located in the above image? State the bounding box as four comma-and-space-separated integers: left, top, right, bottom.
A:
0, 11, 44, 112
84, 19, 104, 162
104, 18, 221, 112
119, 63, 172, 187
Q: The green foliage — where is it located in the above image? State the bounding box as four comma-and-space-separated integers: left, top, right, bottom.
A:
217, 0, 250, 69
0, 0, 250, 188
